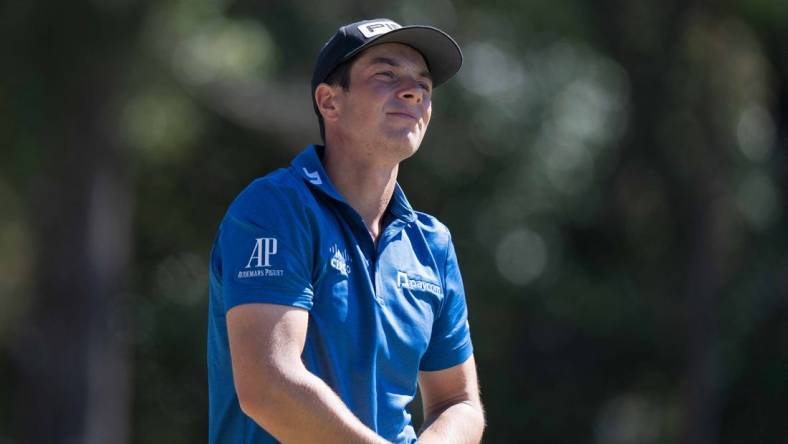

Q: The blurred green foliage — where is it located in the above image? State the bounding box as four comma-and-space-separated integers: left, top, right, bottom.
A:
1, 0, 786, 443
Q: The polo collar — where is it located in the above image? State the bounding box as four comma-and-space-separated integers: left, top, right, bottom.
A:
291, 145, 417, 223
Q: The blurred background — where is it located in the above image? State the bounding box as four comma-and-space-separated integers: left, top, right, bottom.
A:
1, 0, 786, 443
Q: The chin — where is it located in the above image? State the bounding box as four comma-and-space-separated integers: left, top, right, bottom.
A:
405, 137, 423, 155
389, 135, 422, 161
383, 128, 423, 152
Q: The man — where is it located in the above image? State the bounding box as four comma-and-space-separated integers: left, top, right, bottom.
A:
208, 18, 485, 443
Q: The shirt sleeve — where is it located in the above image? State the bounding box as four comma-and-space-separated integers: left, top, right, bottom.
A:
217, 182, 314, 312
419, 236, 474, 371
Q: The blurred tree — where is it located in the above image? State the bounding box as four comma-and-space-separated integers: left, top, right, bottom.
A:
592, 2, 787, 444
2, 1, 145, 443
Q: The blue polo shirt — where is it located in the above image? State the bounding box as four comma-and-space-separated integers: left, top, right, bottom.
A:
207, 145, 474, 444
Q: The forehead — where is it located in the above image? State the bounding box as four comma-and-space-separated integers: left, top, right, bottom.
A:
354, 43, 429, 72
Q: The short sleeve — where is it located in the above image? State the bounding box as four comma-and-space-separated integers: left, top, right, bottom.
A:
419, 237, 474, 371
217, 182, 314, 312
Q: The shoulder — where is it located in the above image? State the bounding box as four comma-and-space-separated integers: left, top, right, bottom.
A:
413, 211, 451, 235
225, 167, 312, 227
413, 210, 453, 258
215, 167, 317, 264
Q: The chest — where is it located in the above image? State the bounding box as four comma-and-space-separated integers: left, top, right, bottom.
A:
310, 219, 445, 362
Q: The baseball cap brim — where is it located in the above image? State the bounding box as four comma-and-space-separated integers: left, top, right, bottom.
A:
332, 25, 462, 89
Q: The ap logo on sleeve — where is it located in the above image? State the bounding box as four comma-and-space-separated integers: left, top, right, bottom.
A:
237, 237, 284, 278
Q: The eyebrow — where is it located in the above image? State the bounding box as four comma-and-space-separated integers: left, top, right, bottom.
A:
369, 57, 433, 82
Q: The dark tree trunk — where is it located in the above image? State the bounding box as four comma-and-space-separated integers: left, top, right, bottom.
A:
10, 2, 140, 443
15, 65, 134, 444
592, 2, 728, 444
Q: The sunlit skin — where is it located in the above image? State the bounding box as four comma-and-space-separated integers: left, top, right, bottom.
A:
315, 43, 434, 239
319, 43, 433, 162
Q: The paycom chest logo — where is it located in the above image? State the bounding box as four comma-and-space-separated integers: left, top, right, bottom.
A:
397, 271, 442, 297
237, 237, 284, 278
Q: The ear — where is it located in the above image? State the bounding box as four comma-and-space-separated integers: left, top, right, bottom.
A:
315, 83, 341, 122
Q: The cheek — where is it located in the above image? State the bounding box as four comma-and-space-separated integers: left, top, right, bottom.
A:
345, 98, 376, 125
422, 104, 432, 127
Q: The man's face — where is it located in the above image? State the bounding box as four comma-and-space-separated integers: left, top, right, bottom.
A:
332, 43, 433, 160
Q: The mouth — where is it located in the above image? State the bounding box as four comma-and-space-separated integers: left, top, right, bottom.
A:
387, 111, 419, 122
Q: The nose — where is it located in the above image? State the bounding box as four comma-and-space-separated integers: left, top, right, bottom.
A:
397, 78, 426, 105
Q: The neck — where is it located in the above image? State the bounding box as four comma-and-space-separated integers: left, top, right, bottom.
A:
322, 141, 399, 241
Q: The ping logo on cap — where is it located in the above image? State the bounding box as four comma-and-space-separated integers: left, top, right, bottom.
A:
357, 20, 401, 39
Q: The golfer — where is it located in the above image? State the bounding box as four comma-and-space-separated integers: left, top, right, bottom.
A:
207, 18, 485, 443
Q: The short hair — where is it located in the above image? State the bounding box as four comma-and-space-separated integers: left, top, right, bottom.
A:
317, 58, 354, 142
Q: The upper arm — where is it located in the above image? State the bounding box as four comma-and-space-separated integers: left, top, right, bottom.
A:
227, 303, 309, 409
418, 354, 481, 418
219, 182, 315, 313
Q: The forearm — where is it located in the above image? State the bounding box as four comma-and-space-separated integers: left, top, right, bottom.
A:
418, 400, 485, 444
239, 368, 388, 444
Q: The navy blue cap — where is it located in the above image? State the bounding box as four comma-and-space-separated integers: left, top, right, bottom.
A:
311, 18, 462, 111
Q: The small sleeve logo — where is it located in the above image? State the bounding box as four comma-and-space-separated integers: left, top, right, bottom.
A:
238, 237, 284, 278
246, 237, 277, 268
